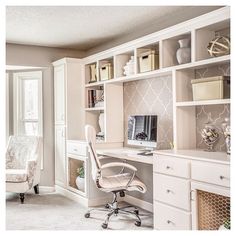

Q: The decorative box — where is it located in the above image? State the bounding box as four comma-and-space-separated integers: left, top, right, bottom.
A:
89, 64, 97, 83
139, 50, 159, 73
100, 63, 113, 81
191, 76, 230, 101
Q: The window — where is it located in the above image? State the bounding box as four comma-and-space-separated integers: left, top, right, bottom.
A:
13, 71, 43, 136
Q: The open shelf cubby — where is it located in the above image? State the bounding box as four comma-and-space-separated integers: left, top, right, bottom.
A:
85, 110, 105, 142
195, 19, 230, 61
114, 50, 135, 78
175, 62, 230, 104
85, 85, 104, 109
136, 42, 160, 73
68, 157, 85, 194
162, 32, 191, 68
98, 57, 114, 81
85, 62, 98, 84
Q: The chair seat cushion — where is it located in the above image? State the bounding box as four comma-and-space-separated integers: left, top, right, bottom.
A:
99, 173, 147, 193
6, 169, 28, 183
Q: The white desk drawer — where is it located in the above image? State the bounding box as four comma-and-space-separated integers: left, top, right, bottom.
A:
154, 201, 191, 230
191, 161, 230, 187
67, 142, 87, 156
154, 173, 190, 210
154, 155, 190, 178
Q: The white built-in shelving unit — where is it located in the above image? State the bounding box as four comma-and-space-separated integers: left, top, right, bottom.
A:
82, 7, 230, 149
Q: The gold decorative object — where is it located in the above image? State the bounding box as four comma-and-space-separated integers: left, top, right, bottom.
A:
207, 36, 230, 57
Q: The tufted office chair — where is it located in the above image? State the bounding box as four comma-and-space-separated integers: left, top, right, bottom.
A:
6, 136, 41, 203
84, 125, 147, 229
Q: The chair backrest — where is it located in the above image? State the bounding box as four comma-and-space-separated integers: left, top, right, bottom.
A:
85, 125, 101, 182
6, 136, 40, 169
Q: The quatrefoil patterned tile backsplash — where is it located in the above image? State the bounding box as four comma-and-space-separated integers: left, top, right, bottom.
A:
123, 63, 230, 152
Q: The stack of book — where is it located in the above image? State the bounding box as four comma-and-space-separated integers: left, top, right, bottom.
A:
88, 89, 104, 108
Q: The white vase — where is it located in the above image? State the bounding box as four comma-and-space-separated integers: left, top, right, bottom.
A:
176, 38, 191, 64
76, 176, 85, 191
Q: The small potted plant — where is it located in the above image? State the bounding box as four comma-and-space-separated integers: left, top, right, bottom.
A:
76, 165, 85, 191
219, 218, 230, 230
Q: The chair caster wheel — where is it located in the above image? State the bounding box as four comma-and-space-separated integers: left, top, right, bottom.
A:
135, 221, 141, 227
134, 209, 139, 215
102, 223, 108, 229
105, 203, 110, 209
84, 213, 90, 218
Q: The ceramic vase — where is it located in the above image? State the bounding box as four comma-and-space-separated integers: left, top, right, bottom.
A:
176, 38, 191, 64
76, 176, 85, 191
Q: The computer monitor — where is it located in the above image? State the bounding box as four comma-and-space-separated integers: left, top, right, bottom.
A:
127, 115, 158, 149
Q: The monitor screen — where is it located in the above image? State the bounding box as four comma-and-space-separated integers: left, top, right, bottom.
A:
127, 115, 157, 148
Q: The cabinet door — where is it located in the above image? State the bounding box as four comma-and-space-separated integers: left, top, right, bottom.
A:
191, 181, 230, 230
55, 125, 66, 187
54, 65, 65, 125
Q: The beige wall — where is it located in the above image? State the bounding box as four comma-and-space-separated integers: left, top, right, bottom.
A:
85, 6, 221, 56
6, 43, 85, 187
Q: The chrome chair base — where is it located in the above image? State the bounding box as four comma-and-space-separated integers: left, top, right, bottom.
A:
84, 191, 141, 229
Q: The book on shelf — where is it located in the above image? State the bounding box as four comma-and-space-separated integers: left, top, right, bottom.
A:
88, 89, 104, 108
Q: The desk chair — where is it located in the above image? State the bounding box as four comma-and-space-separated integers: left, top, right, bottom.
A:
84, 125, 147, 229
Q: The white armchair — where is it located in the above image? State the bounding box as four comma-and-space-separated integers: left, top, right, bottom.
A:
6, 136, 41, 203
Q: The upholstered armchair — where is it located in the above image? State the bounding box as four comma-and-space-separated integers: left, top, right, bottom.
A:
6, 136, 41, 203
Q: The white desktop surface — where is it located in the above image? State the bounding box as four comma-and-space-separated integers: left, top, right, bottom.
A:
96, 147, 153, 164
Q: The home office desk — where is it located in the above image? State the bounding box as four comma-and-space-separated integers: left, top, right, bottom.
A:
96, 147, 154, 165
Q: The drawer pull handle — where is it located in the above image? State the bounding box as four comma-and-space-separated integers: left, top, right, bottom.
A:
166, 166, 171, 169
220, 175, 225, 180
73, 149, 78, 151
167, 220, 174, 225
166, 189, 172, 193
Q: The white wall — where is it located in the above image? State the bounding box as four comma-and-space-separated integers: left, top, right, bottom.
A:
6, 43, 85, 187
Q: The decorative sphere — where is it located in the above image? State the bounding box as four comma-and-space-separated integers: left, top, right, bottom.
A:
207, 36, 230, 57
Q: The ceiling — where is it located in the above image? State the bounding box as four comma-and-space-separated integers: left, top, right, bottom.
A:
6, 6, 222, 51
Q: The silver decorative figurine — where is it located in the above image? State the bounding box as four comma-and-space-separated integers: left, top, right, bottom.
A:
222, 118, 231, 155
201, 122, 219, 152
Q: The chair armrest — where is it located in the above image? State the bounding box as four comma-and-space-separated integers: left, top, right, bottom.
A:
26, 160, 37, 189
100, 162, 137, 172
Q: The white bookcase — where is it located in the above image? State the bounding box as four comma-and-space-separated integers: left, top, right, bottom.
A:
53, 7, 231, 213
53, 58, 84, 187
82, 6, 230, 150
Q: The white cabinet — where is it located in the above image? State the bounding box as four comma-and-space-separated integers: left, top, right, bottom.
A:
154, 173, 190, 211
154, 201, 191, 230
66, 140, 109, 205
53, 58, 84, 189
191, 161, 230, 187
54, 65, 65, 125
153, 150, 230, 230
191, 181, 230, 230
55, 125, 66, 187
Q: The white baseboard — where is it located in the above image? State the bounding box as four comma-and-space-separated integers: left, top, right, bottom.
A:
39, 186, 55, 193
55, 185, 112, 207
55, 185, 88, 207
55, 185, 153, 212
124, 194, 153, 213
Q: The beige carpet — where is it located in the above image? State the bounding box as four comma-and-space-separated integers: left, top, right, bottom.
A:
6, 192, 153, 230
